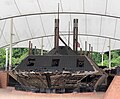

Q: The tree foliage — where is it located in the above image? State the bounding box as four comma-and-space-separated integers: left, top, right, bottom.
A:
0, 48, 6, 68
0, 48, 28, 68
92, 50, 120, 67
0, 48, 48, 68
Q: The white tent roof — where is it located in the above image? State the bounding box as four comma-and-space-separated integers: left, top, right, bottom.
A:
0, 0, 120, 52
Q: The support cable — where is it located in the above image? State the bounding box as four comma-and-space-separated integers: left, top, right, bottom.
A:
58, 1, 72, 47
36, 0, 52, 49
25, 18, 34, 38
14, 0, 42, 48
101, 0, 109, 53
59, 0, 63, 11
0, 20, 8, 44
14, 0, 38, 42
0, 20, 6, 39
105, 0, 109, 15
2, 34, 8, 44
13, 22, 20, 41
56, 3, 68, 47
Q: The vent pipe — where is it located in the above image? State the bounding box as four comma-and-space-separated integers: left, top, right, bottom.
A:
85, 41, 87, 55
28, 41, 31, 55
28, 41, 33, 55
88, 44, 91, 57
30, 42, 33, 55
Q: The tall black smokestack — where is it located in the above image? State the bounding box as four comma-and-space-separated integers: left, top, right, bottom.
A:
73, 19, 78, 52
54, 19, 59, 48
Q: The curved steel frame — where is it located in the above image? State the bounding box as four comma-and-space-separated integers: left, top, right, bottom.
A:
1, 12, 120, 52
1, 33, 120, 48
0, 12, 120, 20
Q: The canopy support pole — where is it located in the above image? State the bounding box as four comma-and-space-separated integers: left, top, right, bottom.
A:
88, 44, 91, 57
108, 38, 111, 69
68, 21, 70, 46
102, 53, 104, 66
91, 46, 93, 59
5, 48, 8, 71
9, 18, 13, 71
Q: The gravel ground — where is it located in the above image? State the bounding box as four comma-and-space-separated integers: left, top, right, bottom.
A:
0, 87, 104, 99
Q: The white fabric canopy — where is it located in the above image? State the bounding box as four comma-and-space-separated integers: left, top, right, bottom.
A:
0, 0, 120, 52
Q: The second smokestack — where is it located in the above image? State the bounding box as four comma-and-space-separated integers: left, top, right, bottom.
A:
73, 19, 78, 52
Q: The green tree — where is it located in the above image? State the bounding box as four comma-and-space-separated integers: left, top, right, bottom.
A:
92, 52, 102, 64
0, 48, 6, 68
